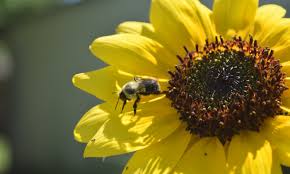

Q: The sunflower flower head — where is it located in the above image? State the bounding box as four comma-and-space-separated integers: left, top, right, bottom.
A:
73, 0, 290, 173
167, 36, 288, 143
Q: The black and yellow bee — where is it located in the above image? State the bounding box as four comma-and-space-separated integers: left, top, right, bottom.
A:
115, 77, 163, 115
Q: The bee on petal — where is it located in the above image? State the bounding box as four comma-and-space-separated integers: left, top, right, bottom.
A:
115, 77, 163, 115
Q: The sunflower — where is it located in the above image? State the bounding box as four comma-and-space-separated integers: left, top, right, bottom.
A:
72, 0, 290, 173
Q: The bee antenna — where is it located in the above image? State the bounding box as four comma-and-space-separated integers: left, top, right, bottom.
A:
115, 97, 120, 110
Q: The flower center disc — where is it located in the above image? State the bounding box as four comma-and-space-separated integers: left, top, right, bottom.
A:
167, 36, 287, 142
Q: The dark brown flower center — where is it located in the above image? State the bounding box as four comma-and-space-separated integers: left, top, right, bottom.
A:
166, 36, 288, 143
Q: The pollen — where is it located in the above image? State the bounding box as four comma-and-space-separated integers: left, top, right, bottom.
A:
166, 36, 288, 143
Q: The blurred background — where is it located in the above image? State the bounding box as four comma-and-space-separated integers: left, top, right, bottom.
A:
1, 0, 290, 173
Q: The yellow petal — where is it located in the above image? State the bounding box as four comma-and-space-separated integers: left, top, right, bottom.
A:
122, 125, 191, 174
72, 66, 169, 103
271, 153, 283, 174
84, 97, 180, 157
150, 0, 216, 55
74, 103, 110, 143
256, 18, 290, 62
116, 21, 176, 55
212, 0, 258, 38
253, 4, 286, 42
251, 5, 290, 62
262, 116, 290, 166
282, 61, 290, 77
259, 19, 290, 46
227, 131, 272, 174
273, 36, 290, 63
281, 77, 290, 108
72, 66, 129, 102
90, 34, 177, 79
173, 137, 227, 174
116, 21, 155, 37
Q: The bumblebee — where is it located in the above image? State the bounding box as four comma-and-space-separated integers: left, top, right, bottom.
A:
115, 77, 163, 115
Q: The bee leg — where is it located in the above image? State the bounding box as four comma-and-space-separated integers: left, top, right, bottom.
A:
121, 100, 127, 113
115, 97, 120, 110
133, 95, 141, 115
